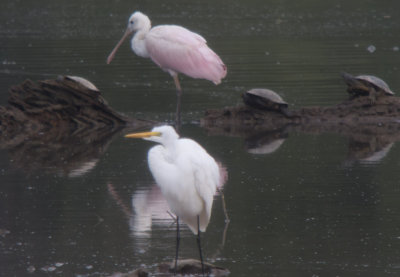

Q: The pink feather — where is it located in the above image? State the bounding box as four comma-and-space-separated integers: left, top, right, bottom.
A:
146, 25, 227, 84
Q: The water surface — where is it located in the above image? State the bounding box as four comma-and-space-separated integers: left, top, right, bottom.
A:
0, 0, 399, 276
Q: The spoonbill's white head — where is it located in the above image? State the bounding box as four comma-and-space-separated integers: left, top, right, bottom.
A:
126, 11, 151, 34
107, 11, 151, 64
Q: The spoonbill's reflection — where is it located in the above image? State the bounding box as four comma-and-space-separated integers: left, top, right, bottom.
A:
124, 125, 222, 275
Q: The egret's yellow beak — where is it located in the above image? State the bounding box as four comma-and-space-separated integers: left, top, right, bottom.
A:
124, 131, 161, 138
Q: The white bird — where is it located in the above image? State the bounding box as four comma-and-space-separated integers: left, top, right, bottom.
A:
125, 125, 220, 274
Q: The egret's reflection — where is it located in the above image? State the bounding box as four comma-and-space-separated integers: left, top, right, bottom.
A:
108, 183, 172, 240
107, 160, 229, 256
108, 181, 229, 258
130, 185, 174, 238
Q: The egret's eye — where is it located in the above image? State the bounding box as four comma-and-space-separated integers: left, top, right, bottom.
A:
130, 20, 134, 25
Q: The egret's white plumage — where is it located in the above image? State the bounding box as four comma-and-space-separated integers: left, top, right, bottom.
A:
107, 11, 227, 91
125, 125, 219, 234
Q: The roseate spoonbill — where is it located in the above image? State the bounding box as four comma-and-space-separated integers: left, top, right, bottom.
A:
124, 125, 221, 275
107, 11, 227, 94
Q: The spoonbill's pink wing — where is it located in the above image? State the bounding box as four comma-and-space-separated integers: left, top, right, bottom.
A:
145, 25, 227, 84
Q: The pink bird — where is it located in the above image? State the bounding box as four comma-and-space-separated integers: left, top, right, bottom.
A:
107, 11, 227, 94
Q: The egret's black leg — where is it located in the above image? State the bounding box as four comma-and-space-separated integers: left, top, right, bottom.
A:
174, 216, 180, 275
197, 215, 206, 276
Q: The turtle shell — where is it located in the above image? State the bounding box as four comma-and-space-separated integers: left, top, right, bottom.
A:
342, 72, 394, 96
66, 76, 99, 92
356, 75, 394, 95
243, 88, 288, 111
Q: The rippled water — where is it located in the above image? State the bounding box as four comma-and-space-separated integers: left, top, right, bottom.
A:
1, 0, 400, 276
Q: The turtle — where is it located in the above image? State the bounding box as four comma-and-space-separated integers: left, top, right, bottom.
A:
342, 72, 394, 103
57, 75, 108, 105
242, 88, 292, 117
65, 75, 99, 92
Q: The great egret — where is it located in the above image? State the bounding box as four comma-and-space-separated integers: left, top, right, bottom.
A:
125, 125, 220, 275
107, 11, 227, 94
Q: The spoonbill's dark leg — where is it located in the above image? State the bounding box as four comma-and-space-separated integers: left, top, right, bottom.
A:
174, 216, 180, 275
175, 92, 182, 130
173, 74, 182, 95
196, 215, 206, 276
173, 75, 182, 130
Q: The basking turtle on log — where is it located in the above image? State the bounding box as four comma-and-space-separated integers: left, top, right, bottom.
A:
342, 72, 395, 103
242, 88, 293, 117
0, 76, 152, 137
0, 76, 153, 176
202, 76, 400, 135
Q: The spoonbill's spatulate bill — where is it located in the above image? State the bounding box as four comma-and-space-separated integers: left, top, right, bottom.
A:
125, 125, 222, 275
107, 11, 227, 94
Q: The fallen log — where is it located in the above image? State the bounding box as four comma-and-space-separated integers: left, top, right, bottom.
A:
0, 76, 154, 176
201, 95, 400, 134
0, 76, 152, 137
201, 95, 400, 162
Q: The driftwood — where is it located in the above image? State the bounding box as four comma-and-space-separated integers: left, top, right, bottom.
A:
0, 76, 149, 136
202, 96, 400, 133
2, 76, 400, 172
0, 76, 154, 176
201, 95, 400, 162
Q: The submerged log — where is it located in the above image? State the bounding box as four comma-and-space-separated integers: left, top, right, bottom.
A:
0, 76, 152, 137
0, 76, 154, 176
201, 95, 400, 135
202, 95, 400, 162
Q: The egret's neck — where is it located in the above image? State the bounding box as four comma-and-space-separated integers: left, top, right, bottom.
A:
161, 138, 179, 162
131, 26, 151, 58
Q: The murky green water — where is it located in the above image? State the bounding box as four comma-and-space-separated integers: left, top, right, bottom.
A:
1, 0, 400, 276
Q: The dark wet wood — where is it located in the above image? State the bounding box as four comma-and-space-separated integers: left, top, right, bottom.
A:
2, 77, 400, 170
0, 77, 154, 176
201, 95, 400, 163
201, 95, 400, 137
0, 76, 152, 137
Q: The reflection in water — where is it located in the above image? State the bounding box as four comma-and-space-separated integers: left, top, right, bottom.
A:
130, 186, 174, 237
0, 127, 122, 177
245, 130, 288, 155
204, 119, 400, 165
347, 137, 394, 165
108, 183, 174, 253
108, 162, 229, 236
1, 0, 400, 275
107, 158, 229, 271
359, 143, 393, 164
0, 76, 149, 177
108, 181, 230, 259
